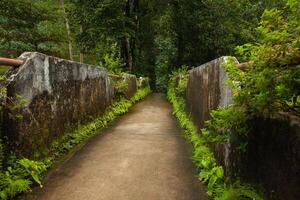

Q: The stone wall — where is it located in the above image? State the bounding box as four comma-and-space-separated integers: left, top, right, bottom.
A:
4, 52, 116, 156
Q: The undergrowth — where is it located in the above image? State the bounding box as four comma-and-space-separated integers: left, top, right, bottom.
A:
0, 86, 151, 200
167, 70, 263, 200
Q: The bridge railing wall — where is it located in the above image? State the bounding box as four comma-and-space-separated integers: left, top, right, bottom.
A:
184, 56, 237, 177
183, 56, 300, 199
2, 52, 148, 157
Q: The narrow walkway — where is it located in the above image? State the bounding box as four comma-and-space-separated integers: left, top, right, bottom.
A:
23, 93, 208, 200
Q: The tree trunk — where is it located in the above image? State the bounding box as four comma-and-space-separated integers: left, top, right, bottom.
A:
123, 0, 134, 72
80, 52, 84, 63
125, 37, 133, 72
60, 0, 73, 61
80, 26, 84, 63
131, 0, 139, 72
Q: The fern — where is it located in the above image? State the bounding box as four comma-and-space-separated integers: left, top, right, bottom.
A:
17, 159, 47, 186
215, 182, 263, 200
200, 166, 224, 195
0, 171, 32, 200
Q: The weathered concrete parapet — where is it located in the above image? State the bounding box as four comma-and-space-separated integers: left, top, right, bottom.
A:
186, 56, 234, 128
109, 74, 138, 99
4, 52, 115, 156
137, 77, 150, 89
122, 74, 137, 99
185, 57, 300, 198
186, 56, 237, 176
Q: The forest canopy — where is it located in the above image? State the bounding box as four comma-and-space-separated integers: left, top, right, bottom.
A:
0, 0, 296, 90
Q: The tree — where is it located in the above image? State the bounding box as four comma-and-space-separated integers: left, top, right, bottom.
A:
0, 0, 67, 57
60, 0, 74, 60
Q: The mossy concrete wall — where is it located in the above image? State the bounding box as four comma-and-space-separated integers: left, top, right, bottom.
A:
185, 57, 300, 199
122, 74, 137, 99
4, 52, 116, 156
186, 56, 233, 128
186, 57, 235, 176
243, 115, 300, 200
109, 74, 138, 99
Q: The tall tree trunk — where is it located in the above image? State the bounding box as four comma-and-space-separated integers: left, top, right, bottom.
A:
79, 26, 84, 63
123, 0, 133, 72
80, 52, 84, 63
125, 38, 133, 72
60, 0, 73, 61
131, 0, 139, 72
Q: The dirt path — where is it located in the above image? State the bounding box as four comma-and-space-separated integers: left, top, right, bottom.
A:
23, 93, 208, 200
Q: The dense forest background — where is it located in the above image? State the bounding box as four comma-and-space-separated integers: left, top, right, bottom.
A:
0, 0, 293, 90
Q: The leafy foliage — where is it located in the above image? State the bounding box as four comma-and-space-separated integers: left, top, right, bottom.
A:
0, 174, 31, 200
215, 181, 263, 200
0, 158, 47, 200
64, 0, 280, 89
0, 0, 67, 57
233, 1, 300, 115
0, 0, 289, 89
202, 107, 249, 147
110, 78, 129, 96
166, 3, 299, 199
154, 5, 177, 91
100, 45, 124, 74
